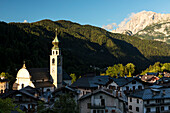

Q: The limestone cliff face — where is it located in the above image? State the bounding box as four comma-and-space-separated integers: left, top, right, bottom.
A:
112, 11, 170, 35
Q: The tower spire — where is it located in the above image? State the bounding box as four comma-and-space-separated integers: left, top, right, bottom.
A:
52, 28, 59, 49
22, 61, 26, 69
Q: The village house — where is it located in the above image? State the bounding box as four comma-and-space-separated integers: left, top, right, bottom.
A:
70, 74, 112, 98
1, 86, 42, 112
79, 88, 125, 113
128, 86, 170, 113
0, 75, 9, 94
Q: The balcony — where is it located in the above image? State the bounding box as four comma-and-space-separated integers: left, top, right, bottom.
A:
146, 110, 170, 113
88, 103, 105, 109
145, 102, 170, 107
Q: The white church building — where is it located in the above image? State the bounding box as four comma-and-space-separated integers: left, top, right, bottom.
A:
13, 29, 71, 92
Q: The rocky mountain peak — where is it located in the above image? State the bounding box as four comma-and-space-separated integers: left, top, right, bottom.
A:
112, 11, 170, 34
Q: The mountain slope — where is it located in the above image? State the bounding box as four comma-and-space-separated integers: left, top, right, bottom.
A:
135, 21, 170, 43
0, 20, 170, 76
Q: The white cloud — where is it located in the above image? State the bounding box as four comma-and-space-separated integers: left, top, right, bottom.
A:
23, 20, 27, 23
102, 23, 117, 30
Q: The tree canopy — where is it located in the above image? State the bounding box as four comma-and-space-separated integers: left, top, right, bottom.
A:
106, 63, 135, 77
0, 98, 24, 113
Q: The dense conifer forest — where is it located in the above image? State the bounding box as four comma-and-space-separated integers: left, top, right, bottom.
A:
0, 19, 170, 77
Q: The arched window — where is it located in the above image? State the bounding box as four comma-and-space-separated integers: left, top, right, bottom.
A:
52, 58, 55, 65
56, 51, 58, 55
22, 84, 24, 88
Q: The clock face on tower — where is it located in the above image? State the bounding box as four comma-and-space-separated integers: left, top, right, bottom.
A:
52, 67, 55, 73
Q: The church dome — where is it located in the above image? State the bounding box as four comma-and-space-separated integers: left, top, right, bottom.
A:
16, 63, 30, 78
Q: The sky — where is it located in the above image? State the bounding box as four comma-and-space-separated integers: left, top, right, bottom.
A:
0, 0, 170, 29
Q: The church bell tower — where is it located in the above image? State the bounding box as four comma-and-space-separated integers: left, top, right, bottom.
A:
50, 28, 62, 88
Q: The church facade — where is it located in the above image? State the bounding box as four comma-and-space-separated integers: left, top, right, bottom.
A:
13, 29, 70, 92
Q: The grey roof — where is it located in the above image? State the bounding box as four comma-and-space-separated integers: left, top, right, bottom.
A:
79, 88, 116, 100
28, 68, 51, 81
111, 77, 134, 87
33, 81, 54, 88
29, 68, 71, 81
128, 87, 170, 100
70, 75, 110, 88
52, 86, 77, 96
1, 86, 41, 101
0, 78, 9, 82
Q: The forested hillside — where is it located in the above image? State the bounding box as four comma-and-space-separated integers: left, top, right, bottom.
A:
0, 20, 170, 77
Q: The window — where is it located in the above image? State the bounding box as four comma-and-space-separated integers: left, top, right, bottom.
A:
100, 96, 103, 99
52, 58, 55, 64
161, 106, 164, 111
169, 106, 170, 110
87, 103, 91, 109
22, 84, 24, 88
126, 86, 129, 90
129, 105, 132, 110
117, 86, 120, 91
137, 99, 139, 103
136, 107, 139, 112
56, 51, 58, 55
130, 98, 132, 102
138, 85, 142, 90
132, 81, 136, 84
93, 110, 96, 113
133, 86, 135, 90
147, 100, 150, 104
147, 108, 150, 112
156, 107, 160, 112
101, 99, 105, 106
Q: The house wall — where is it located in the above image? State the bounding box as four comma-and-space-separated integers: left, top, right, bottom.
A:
108, 81, 118, 90
0, 81, 9, 93
143, 99, 170, 113
78, 88, 92, 98
79, 92, 124, 113
128, 97, 143, 113
79, 97, 91, 113
122, 81, 144, 91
